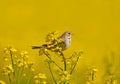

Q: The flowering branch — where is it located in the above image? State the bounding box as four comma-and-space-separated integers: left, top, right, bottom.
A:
47, 60, 57, 84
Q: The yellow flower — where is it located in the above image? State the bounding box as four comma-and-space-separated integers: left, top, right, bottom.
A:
113, 80, 117, 84
57, 51, 62, 56
24, 61, 28, 68
17, 62, 24, 67
34, 75, 38, 79
58, 38, 64, 43
59, 47, 62, 51
20, 51, 28, 58
51, 37, 54, 40
14, 55, 18, 58
0, 80, 6, 84
54, 31, 59, 35
31, 68, 35, 72
16, 59, 23, 67
22, 73, 26, 77
43, 81, 47, 84
7, 65, 14, 72
23, 61, 27, 65
6, 65, 14, 74
66, 59, 74, 65
2, 68, 8, 75
56, 47, 62, 51
46, 41, 52, 45
10, 47, 17, 52
38, 73, 47, 79
4, 48, 10, 54
65, 74, 71, 81
64, 71, 68, 75
92, 68, 98, 72
34, 73, 47, 79
51, 49, 56, 52
44, 49, 48, 52
4, 47, 17, 54
86, 81, 91, 84
4, 57, 8, 62
2, 65, 14, 75
34, 79, 39, 84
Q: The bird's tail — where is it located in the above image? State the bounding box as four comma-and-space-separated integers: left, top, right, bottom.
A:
32, 46, 42, 49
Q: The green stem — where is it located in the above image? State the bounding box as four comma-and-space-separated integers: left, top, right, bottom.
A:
61, 53, 67, 84
27, 77, 31, 84
10, 50, 15, 77
47, 62, 57, 84
17, 66, 24, 84
92, 70, 94, 82
44, 52, 63, 71
61, 53, 66, 71
8, 74, 12, 84
40, 78, 42, 84
18, 57, 25, 84
27, 68, 32, 84
70, 56, 80, 75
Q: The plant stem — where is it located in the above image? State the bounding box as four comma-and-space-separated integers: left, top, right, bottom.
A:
47, 61, 57, 84
61, 53, 66, 71
70, 56, 80, 75
8, 74, 12, 84
17, 66, 24, 84
18, 57, 25, 84
44, 52, 63, 71
27, 71, 31, 84
40, 78, 42, 84
10, 50, 15, 77
61, 53, 67, 84
27, 65, 33, 84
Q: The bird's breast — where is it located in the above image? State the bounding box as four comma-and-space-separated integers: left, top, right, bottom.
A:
64, 38, 71, 49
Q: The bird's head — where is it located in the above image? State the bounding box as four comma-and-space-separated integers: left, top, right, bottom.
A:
61, 31, 72, 39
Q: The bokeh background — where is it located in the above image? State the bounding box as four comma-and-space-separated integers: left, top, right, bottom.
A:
0, 0, 120, 84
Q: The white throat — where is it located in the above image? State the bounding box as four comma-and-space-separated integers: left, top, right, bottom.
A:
64, 37, 71, 49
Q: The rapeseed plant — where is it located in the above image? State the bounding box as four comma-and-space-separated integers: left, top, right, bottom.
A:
1, 46, 46, 84
1, 31, 119, 84
86, 67, 97, 84
35, 31, 83, 84
34, 73, 47, 84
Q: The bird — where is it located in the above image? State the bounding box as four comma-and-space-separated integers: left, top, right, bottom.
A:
32, 31, 72, 51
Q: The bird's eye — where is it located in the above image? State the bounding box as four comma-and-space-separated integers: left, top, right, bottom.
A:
68, 32, 70, 34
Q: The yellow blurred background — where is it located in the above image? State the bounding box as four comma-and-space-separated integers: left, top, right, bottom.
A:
0, 0, 120, 83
